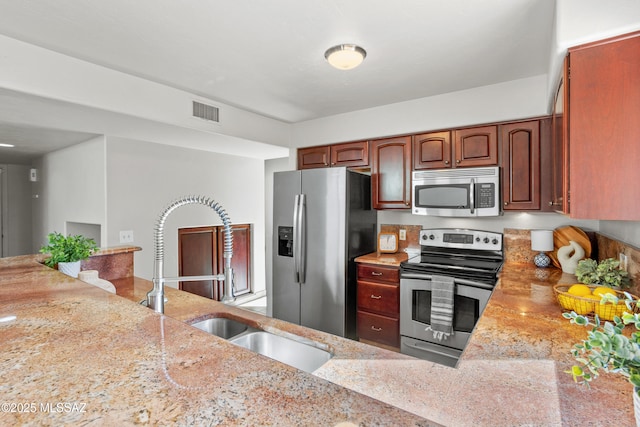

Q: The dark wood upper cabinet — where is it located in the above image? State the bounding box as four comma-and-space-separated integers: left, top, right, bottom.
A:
330, 140, 369, 167
298, 141, 369, 170
567, 30, 640, 220
453, 125, 499, 167
370, 136, 412, 209
298, 145, 330, 169
500, 120, 541, 210
551, 60, 570, 214
178, 224, 252, 300
412, 131, 452, 170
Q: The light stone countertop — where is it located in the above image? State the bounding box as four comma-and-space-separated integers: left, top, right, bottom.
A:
0, 254, 635, 426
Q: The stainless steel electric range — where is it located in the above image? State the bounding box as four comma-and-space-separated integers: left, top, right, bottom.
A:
400, 228, 504, 367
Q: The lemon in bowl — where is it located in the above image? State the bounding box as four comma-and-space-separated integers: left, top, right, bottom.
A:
567, 284, 592, 297
592, 286, 616, 298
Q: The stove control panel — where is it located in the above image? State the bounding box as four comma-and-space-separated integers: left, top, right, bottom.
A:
420, 229, 503, 251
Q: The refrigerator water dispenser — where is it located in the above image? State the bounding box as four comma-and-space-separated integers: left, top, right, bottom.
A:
277, 226, 294, 257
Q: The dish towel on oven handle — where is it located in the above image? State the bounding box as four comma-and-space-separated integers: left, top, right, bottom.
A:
425, 275, 455, 341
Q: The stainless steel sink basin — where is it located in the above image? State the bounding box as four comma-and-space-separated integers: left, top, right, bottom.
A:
191, 317, 252, 339
229, 331, 332, 373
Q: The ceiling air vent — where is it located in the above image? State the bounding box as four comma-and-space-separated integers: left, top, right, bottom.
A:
192, 101, 220, 123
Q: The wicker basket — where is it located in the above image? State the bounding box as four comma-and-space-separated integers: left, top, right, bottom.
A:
553, 284, 639, 321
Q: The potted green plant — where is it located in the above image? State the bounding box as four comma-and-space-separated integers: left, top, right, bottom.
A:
564, 292, 640, 424
39, 232, 98, 278
575, 257, 631, 289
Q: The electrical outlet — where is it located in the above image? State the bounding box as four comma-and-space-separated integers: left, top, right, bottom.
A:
399, 229, 406, 241
119, 230, 134, 244
619, 253, 628, 271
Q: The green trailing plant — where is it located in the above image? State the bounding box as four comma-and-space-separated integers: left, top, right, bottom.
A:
39, 232, 98, 268
563, 292, 640, 394
575, 257, 631, 289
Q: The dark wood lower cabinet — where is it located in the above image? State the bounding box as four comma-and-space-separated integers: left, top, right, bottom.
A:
356, 263, 400, 350
357, 311, 399, 348
178, 224, 251, 300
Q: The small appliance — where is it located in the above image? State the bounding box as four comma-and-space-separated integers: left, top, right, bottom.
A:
411, 166, 501, 217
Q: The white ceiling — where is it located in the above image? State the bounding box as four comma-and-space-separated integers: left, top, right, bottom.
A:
0, 0, 555, 162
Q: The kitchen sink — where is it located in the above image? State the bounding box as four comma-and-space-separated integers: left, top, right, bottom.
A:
191, 317, 254, 339
229, 331, 333, 373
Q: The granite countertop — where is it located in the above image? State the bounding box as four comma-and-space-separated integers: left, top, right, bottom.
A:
354, 251, 409, 266
0, 254, 636, 426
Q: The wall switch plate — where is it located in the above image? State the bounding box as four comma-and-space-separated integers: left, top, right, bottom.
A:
399, 229, 406, 241
119, 230, 134, 244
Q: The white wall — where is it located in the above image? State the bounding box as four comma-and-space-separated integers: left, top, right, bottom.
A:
0, 34, 291, 154
105, 137, 267, 295
291, 75, 548, 147
32, 136, 107, 251
0, 164, 33, 256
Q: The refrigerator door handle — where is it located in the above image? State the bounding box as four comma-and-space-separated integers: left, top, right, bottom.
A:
298, 194, 307, 284
293, 194, 301, 283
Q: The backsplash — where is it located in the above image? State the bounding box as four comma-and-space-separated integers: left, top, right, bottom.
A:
379, 224, 421, 252
503, 228, 639, 289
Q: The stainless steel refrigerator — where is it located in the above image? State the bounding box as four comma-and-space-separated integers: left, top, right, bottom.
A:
272, 167, 377, 339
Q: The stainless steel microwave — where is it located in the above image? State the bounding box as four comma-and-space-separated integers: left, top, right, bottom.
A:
411, 166, 502, 217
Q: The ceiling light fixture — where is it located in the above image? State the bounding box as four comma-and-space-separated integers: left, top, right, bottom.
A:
324, 44, 367, 70
0, 143, 15, 148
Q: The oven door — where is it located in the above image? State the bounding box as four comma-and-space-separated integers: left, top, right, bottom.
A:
400, 274, 492, 361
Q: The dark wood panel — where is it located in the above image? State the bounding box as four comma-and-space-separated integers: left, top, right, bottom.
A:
178, 226, 217, 299
179, 224, 252, 300
370, 136, 411, 209
357, 280, 399, 316
412, 131, 451, 170
500, 120, 540, 210
539, 118, 554, 212
218, 224, 252, 297
568, 31, 640, 219
357, 311, 399, 348
297, 146, 330, 169
453, 125, 498, 167
330, 140, 369, 167
551, 59, 570, 214
357, 263, 400, 284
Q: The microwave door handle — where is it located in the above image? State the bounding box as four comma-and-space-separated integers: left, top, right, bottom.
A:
469, 178, 475, 214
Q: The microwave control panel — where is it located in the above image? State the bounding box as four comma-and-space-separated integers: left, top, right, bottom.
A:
476, 183, 496, 208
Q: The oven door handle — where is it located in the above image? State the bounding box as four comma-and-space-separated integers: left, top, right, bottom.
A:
400, 272, 495, 290
404, 340, 460, 361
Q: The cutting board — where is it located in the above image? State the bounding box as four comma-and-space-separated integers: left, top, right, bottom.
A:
548, 226, 592, 269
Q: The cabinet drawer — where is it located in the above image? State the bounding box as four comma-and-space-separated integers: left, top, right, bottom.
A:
357, 311, 399, 348
357, 264, 399, 284
357, 280, 399, 316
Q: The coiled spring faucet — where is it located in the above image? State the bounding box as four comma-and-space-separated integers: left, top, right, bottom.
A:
145, 195, 235, 313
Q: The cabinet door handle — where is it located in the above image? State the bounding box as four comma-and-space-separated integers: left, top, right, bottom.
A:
456, 159, 461, 164
370, 294, 382, 299
371, 326, 382, 332
371, 272, 383, 276
444, 160, 450, 164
